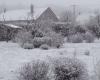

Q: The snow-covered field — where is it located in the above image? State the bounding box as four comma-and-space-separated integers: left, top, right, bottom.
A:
0, 42, 100, 80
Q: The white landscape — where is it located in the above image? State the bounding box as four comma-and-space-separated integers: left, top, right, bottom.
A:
0, 41, 100, 80
0, 0, 100, 80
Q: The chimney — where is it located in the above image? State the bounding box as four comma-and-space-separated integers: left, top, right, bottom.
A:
30, 4, 34, 20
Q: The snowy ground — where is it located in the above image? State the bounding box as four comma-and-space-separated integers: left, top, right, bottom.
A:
0, 42, 100, 80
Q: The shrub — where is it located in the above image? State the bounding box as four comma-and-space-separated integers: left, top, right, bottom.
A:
31, 29, 44, 38
32, 37, 44, 48
15, 30, 33, 45
18, 57, 88, 80
51, 57, 88, 80
32, 32, 64, 48
21, 42, 34, 49
87, 25, 100, 38
18, 60, 50, 80
40, 44, 50, 50
74, 25, 86, 34
68, 33, 83, 43
40, 37, 52, 46
52, 24, 69, 36
45, 32, 64, 48
84, 32, 95, 43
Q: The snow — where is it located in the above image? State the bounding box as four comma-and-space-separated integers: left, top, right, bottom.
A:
0, 8, 47, 21
4, 24, 22, 28
0, 42, 100, 80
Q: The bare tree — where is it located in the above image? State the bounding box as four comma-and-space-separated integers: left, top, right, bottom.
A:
60, 10, 73, 22
24, 4, 35, 31
94, 10, 100, 26
2, 8, 7, 22
1, 8, 10, 42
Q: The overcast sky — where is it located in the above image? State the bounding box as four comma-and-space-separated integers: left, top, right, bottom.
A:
0, 0, 100, 10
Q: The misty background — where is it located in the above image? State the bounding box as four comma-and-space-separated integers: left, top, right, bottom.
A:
0, 0, 100, 12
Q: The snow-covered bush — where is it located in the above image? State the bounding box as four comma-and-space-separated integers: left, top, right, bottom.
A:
40, 44, 50, 50
31, 29, 44, 38
84, 32, 95, 43
74, 25, 86, 34
18, 57, 88, 80
45, 32, 64, 48
87, 25, 100, 39
15, 30, 33, 46
21, 42, 34, 49
40, 37, 52, 46
51, 57, 88, 80
32, 32, 64, 48
15, 22, 64, 49
18, 60, 49, 80
68, 33, 83, 43
32, 37, 44, 48
52, 24, 70, 37
32, 37, 51, 48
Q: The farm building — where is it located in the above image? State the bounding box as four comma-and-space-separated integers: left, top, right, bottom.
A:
0, 7, 60, 41
0, 24, 21, 41
0, 7, 59, 25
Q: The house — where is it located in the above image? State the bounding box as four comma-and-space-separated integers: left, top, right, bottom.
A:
0, 7, 60, 41
0, 7, 59, 25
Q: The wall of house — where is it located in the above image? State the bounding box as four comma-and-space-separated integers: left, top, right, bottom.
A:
0, 24, 21, 41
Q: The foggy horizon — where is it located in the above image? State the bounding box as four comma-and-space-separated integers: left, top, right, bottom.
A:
0, 0, 100, 11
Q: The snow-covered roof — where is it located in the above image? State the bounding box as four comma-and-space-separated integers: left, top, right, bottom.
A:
0, 8, 47, 21
4, 24, 22, 28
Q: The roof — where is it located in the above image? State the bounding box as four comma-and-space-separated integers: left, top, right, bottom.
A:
36, 7, 59, 22
0, 23, 22, 29
4, 24, 22, 28
0, 8, 47, 21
